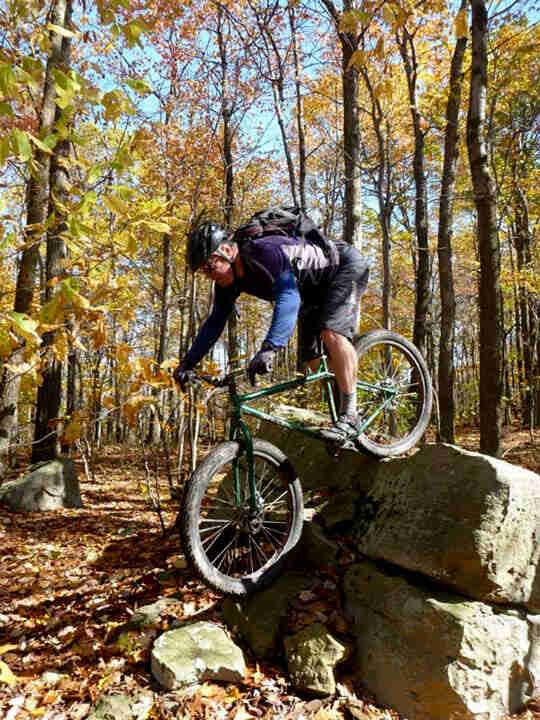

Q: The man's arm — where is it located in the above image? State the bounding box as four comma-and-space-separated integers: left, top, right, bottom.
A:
181, 289, 236, 370
262, 270, 301, 350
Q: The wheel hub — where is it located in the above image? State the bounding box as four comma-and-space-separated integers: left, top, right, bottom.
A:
244, 490, 264, 533
380, 378, 399, 409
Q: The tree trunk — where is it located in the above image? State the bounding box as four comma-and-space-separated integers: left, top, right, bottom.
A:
397, 27, 431, 358
0, 0, 68, 472
289, 4, 306, 211
513, 183, 535, 427
359, 65, 392, 329
467, 0, 503, 456
32, 0, 73, 463
437, 0, 468, 443
320, 0, 363, 248
216, 7, 239, 369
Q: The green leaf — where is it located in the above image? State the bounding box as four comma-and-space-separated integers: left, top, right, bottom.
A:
104, 194, 129, 215
42, 133, 59, 151
142, 220, 170, 233
11, 129, 32, 161
112, 184, 134, 200
382, 4, 395, 26
126, 77, 152, 95
0, 136, 9, 165
87, 163, 103, 185
0, 63, 17, 96
21, 57, 43, 76
28, 133, 53, 154
0, 102, 13, 116
9, 311, 41, 344
121, 20, 149, 47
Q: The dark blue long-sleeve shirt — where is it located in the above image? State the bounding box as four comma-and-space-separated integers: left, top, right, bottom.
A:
182, 235, 339, 370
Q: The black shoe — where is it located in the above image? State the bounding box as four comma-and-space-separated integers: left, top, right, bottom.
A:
335, 413, 362, 439
322, 413, 361, 444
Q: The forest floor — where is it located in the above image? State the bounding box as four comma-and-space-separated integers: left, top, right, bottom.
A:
1, 429, 540, 720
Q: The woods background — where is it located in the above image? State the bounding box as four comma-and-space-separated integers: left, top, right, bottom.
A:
0, 0, 538, 478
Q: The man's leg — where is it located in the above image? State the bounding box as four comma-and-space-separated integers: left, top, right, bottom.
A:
320, 330, 358, 418
320, 330, 356, 393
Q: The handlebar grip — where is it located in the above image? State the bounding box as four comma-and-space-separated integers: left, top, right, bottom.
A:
197, 367, 247, 387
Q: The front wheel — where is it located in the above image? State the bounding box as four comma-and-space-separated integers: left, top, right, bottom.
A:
180, 439, 303, 596
353, 330, 433, 457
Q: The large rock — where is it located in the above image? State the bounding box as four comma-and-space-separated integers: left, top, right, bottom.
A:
354, 443, 540, 611
222, 571, 313, 658
151, 622, 246, 689
258, 407, 378, 493
284, 623, 350, 696
344, 560, 540, 720
0, 459, 82, 511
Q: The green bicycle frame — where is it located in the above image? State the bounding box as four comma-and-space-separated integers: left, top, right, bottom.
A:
225, 355, 400, 511
227, 356, 335, 511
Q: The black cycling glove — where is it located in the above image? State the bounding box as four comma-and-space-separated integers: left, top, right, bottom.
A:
247, 349, 274, 386
173, 364, 196, 392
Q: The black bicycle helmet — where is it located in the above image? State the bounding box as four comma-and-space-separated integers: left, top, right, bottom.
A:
186, 222, 228, 271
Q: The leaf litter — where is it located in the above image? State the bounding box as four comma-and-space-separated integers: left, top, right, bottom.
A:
0, 445, 537, 720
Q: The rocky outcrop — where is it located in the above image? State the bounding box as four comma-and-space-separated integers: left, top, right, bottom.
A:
0, 459, 82, 511
244, 427, 540, 719
344, 560, 540, 720
222, 572, 313, 658
353, 443, 540, 612
87, 692, 153, 720
258, 406, 378, 493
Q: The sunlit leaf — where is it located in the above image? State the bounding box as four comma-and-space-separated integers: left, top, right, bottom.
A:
9, 312, 41, 344
0, 659, 18, 686
47, 23, 78, 38
11, 129, 32, 161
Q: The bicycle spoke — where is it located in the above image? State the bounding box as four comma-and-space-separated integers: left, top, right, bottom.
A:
356, 337, 429, 451
194, 448, 296, 581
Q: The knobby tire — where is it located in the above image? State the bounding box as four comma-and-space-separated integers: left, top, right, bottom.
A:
180, 439, 303, 596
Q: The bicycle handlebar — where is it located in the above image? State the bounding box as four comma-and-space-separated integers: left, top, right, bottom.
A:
194, 367, 247, 388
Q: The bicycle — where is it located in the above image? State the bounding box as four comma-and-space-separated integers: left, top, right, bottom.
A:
179, 329, 432, 596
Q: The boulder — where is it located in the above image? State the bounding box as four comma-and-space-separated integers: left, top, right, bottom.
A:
284, 623, 350, 696
354, 443, 540, 611
0, 459, 82, 512
258, 407, 378, 493
222, 571, 313, 658
344, 560, 540, 720
151, 621, 246, 689
289, 520, 340, 569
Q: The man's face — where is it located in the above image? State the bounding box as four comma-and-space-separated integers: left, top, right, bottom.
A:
200, 243, 235, 287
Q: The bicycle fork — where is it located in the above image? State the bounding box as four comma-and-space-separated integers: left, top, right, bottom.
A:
229, 407, 261, 529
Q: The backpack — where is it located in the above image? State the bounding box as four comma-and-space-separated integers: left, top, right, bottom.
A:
233, 205, 340, 265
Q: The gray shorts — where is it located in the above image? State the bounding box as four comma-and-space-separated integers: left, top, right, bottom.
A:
298, 244, 369, 363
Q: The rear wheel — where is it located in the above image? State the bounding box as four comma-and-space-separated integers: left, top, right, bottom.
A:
180, 439, 303, 595
353, 330, 432, 457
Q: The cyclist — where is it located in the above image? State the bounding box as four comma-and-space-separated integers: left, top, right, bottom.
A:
173, 221, 369, 442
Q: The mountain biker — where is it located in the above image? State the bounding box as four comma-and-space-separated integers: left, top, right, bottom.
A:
173, 220, 370, 442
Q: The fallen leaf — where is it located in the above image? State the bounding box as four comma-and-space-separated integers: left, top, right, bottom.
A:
231, 707, 255, 720
0, 659, 18, 686
0, 644, 18, 655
